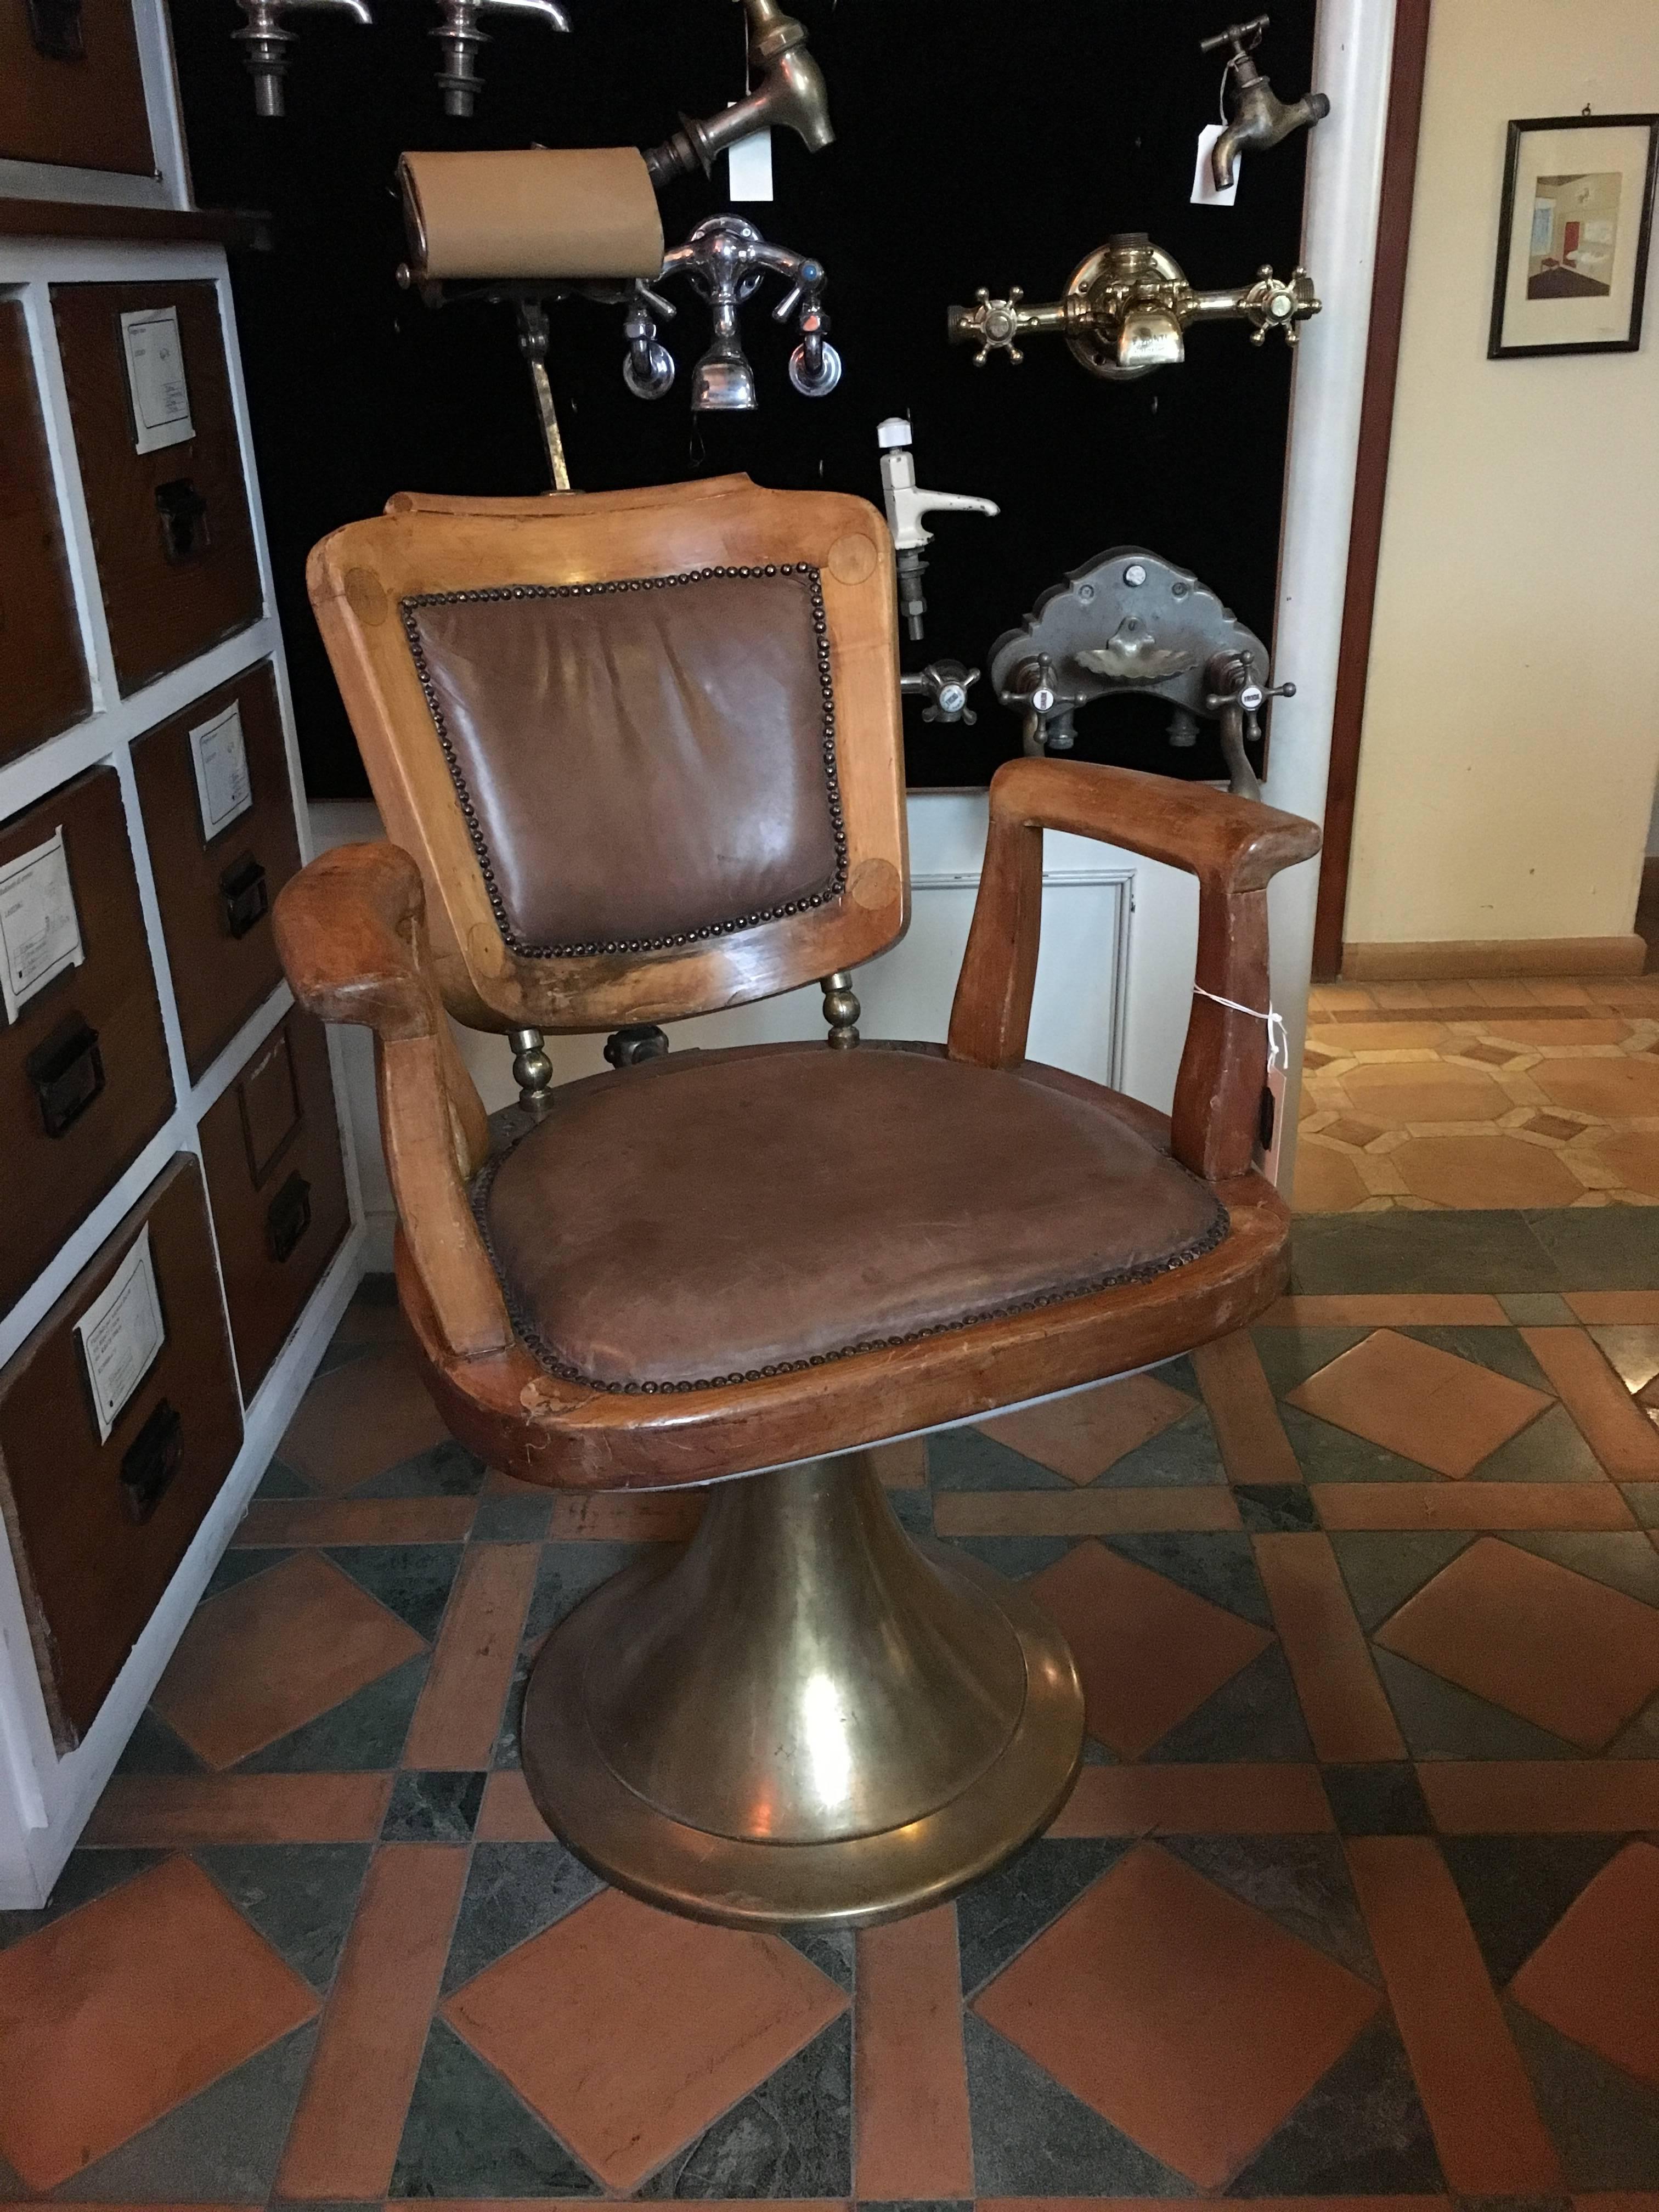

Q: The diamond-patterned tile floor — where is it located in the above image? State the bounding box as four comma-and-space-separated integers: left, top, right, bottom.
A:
8, 1214, 1659, 2204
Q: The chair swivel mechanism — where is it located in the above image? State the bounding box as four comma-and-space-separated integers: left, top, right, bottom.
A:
274, 475, 1320, 1930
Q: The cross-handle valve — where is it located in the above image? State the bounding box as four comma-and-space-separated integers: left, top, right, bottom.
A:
622, 216, 840, 413
949, 234, 1319, 382
432, 0, 569, 117
877, 416, 999, 642
1201, 14, 1331, 190
900, 662, 980, 726
1204, 648, 1296, 802
234, 0, 371, 117
644, 0, 834, 188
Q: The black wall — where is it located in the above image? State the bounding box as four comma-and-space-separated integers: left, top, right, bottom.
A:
169, 0, 1317, 797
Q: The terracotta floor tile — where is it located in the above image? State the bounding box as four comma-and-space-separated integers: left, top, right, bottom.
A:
233, 1497, 477, 1545
1259, 1295, 1509, 1325
1374, 1536, 1659, 1750
151, 1550, 427, 1769
1596, 1129, 1659, 1199
1520, 1326, 1659, 1480
1025, 1540, 1272, 1758
0, 1855, 318, 2191
1341, 1062, 1512, 1123
1288, 1329, 1550, 1479
871, 1436, 928, 1488
1570, 1294, 1659, 1325
278, 1842, 468, 2200
1585, 1327, 1659, 1390
404, 1542, 539, 1770
1292, 1141, 1368, 1214
279, 1342, 454, 1494
1536, 1055, 1659, 1117
1252, 1532, 1404, 1761
1321, 1115, 1389, 1150
933, 1487, 1241, 1536
1389, 1135, 1583, 1210
1344, 1835, 1561, 2194
1314, 1483, 1637, 1531
854, 1906, 972, 2199
1310, 1020, 1449, 1050
980, 1373, 1195, 1483
442, 1887, 847, 2193
1509, 1839, 1659, 2090
1488, 1017, 1633, 1046
1523, 1109, 1593, 1141
973, 1841, 1379, 2189
1047, 1762, 1333, 1836
81, 1771, 393, 1844
475, 1768, 556, 1841
1191, 1331, 1301, 1483
1419, 1760, 1659, 1833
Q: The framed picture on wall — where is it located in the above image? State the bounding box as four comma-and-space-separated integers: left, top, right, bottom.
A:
1488, 112, 1658, 358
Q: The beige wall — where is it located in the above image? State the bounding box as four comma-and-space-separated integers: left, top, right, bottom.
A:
1344, 0, 1659, 951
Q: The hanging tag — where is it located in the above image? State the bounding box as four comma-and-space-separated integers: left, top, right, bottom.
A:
1255, 1007, 1289, 1185
726, 127, 773, 201
1192, 123, 1240, 206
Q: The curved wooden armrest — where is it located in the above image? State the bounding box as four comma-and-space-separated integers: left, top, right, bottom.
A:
949, 758, 1321, 1183
273, 843, 511, 1363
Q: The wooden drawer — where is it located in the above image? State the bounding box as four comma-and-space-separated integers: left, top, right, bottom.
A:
0, 766, 174, 1320
132, 662, 302, 1080
0, 1154, 242, 1747
52, 282, 262, 696
199, 1010, 351, 1397
0, 0, 155, 176
0, 300, 89, 765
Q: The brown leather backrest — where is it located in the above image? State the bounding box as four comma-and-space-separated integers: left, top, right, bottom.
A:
307, 476, 908, 1034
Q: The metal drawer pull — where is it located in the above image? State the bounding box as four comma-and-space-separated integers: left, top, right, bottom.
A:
25, 1013, 105, 1137
266, 1170, 313, 1262
219, 853, 269, 939
121, 1398, 182, 1524
155, 478, 211, 564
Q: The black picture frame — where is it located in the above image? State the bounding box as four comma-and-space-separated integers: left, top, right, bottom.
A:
1488, 112, 1659, 359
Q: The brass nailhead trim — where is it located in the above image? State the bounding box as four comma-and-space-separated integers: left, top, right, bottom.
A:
400, 565, 847, 961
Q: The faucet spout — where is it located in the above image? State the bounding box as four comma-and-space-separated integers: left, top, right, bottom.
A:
644, 2, 833, 186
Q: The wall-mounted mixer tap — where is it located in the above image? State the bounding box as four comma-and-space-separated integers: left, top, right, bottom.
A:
877, 417, 998, 642
628, 216, 840, 411
900, 662, 980, 726
987, 548, 1294, 798
643, 0, 834, 189
1201, 15, 1330, 191
432, 0, 569, 117
949, 233, 1319, 381
234, 0, 371, 117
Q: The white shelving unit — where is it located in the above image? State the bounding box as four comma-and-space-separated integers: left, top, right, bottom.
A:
0, 4, 365, 1908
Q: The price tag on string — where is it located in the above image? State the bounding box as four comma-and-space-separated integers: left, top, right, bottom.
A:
1194, 985, 1289, 1186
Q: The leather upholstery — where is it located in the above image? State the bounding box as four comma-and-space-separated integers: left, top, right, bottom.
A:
473, 1042, 1226, 1392
403, 567, 843, 956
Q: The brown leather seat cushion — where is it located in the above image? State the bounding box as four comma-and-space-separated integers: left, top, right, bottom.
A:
472, 1042, 1226, 1394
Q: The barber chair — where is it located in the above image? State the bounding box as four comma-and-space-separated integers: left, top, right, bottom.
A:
274, 474, 1319, 1930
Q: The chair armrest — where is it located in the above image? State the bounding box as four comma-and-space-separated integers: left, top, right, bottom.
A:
274, 843, 511, 1362
949, 759, 1321, 1183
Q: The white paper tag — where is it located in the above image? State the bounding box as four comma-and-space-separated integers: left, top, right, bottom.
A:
726, 126, 774, 202
120, 306, 194, 455
0, 826, 84, 1025
1193, 123, 1241, 206
189, 701, 253, 842
1254, 1008, 1290, 1186
76, 1224, 165, 1444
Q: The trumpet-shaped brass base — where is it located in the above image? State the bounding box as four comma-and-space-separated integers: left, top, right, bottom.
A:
521, 1450, 1085, 1928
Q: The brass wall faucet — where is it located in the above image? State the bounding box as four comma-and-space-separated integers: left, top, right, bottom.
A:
949, 233, 1319, 381
644, 0, 834, 187
1202, 15, 1329, 191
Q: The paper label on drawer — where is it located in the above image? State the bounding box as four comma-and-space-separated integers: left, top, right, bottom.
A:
190, 700, 253, 842
120, 307, 194, 455
76, 1225, 165, 1444
0, 825, 84, 1024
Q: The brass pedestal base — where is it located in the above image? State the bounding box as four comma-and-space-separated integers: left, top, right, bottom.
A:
521, 1449, 1085, 1929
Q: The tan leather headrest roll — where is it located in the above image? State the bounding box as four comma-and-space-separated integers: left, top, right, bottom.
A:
398, 147, 665, 282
